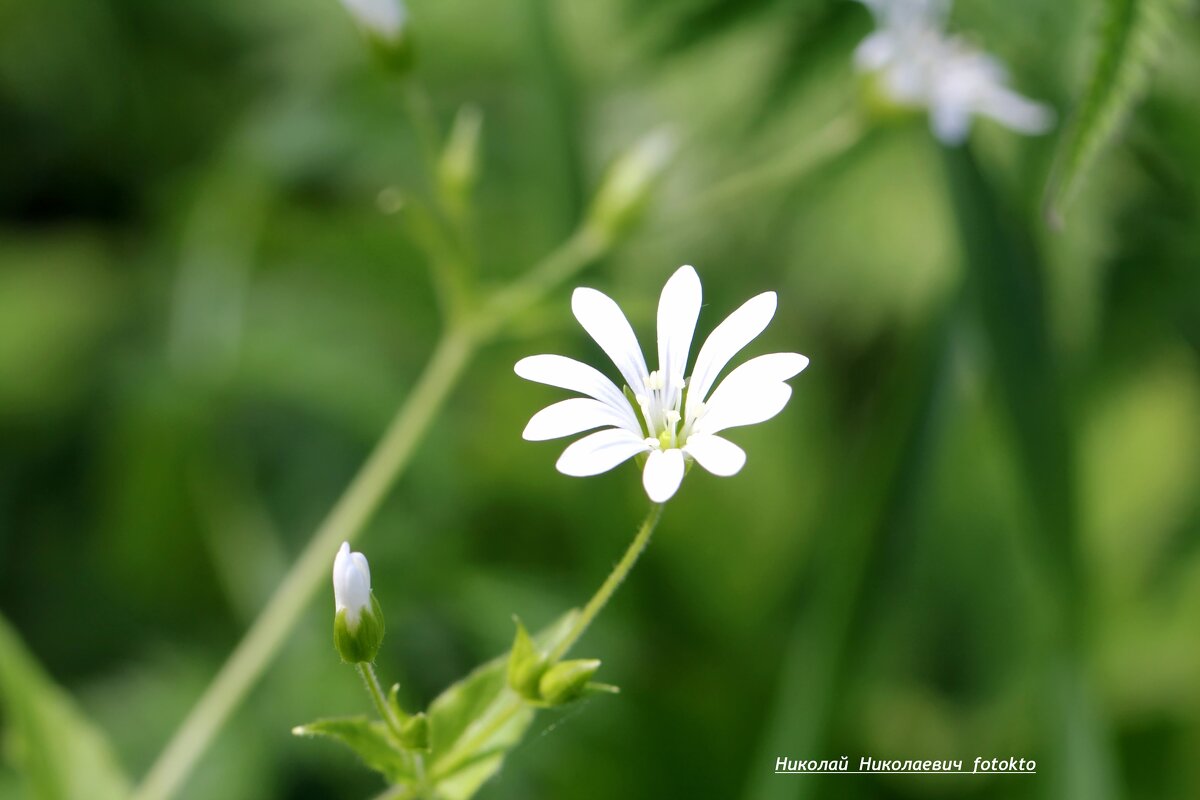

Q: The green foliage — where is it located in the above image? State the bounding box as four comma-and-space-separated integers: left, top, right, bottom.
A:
292, 717, 416, 786
1045, 0, 1185, 224
0, 615, 130, 800
423, 612, 579, 800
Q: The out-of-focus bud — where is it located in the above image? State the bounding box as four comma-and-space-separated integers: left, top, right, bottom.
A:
538, 659, 602, 706
399, 712, 430, 751
338, 0, 414, 73
506, 618, 547, 701
332, 542, 385, 663
437, 105, 484, 213
586, 128, 676, 241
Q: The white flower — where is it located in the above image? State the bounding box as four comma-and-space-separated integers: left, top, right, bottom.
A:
339, 0, 407, 43
515, 265, 809, 503
333, 541, 372, 627
853, 0, 1053, 144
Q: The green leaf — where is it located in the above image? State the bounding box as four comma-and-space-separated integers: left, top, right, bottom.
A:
0, 614, 131, 800
426, 611, 579, 800
1044, 0, 1185, 225
291, 717, 415, 786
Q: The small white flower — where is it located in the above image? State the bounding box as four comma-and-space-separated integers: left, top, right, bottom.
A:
338, 0, 407, 44
516, 265, 809, 503
333, 541, 372, 627
853, 0, 1053, 144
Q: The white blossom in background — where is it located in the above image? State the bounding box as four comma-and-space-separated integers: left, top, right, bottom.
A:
853, 0, 1054, 144
516, 265, 809, 503
338, 0, 407, 45
333, 542, 373, 627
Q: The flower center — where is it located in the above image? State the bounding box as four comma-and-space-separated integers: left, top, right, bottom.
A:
635, 369, 693, 449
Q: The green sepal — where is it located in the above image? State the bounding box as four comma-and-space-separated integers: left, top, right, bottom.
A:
367, 30, 415, 76
333, 593, 385, 664
506, 617, 547, 701
538, 659, 602, 706
387, 682, 410, 725
400, 711, 431, 751
292, 716, 415, 785
425, 611, 578, 800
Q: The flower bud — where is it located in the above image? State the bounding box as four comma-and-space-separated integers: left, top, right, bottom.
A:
586, 128, 676, 241
437, 105, 484, 213
332, 542, 385, 663
506, 618, 547, 701
338, 0, 414, 73
399, 712, 430, 751
538, 659, 602, 706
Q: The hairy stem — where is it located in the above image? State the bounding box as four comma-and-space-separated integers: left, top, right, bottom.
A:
549, 503, 664, 661
135, 328, 475, 800
136, 217, 613, 799
432, 503, 665, 782
358, 663, 403, 738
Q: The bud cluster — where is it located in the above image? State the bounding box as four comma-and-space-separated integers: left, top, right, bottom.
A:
506, 618, 612, 706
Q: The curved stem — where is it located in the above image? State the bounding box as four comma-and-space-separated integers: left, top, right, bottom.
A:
549, 503, 663, 663
432, 503, 665, 782
136, 220, 615, 800
358, 663, 404, 738
134, 327, 475, 800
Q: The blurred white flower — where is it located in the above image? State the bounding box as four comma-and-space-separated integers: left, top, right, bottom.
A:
333, 541, 372, 627
516, 265, 809, 503
853, 0, 1053, 144
339, 0, 407, 45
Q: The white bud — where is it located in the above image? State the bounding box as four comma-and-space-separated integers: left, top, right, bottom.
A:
338, 0, 407, 43
333, 541, 373, 627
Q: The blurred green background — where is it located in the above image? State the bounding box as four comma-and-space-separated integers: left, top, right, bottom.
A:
2, 0, 1200, 798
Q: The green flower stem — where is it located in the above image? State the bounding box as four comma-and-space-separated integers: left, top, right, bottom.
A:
134, 327, 475, 800
431, 503, 665, 782
136, 223, 615, 800
358, 663, 403, 738
548, 502, 664, 662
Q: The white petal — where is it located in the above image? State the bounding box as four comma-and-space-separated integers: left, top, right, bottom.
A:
555, 429, 650, 477
523, 398, 641, 441
656, 265, 702, 399
642, 448, 685, 503
686, 291, 777, 419
697, 353, 808, 433
333, 542, 352, 610
709, 352, 809, 392
683, 434, 746, 477
514, 354, 637, 426
350, 552, 371, 590
697, 382, 794, 435
339, 0, 406, 39
978, 86, 1055, 135
930, 100, 972, 145
854, 31, 896, 72
572, 287, 649, 397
